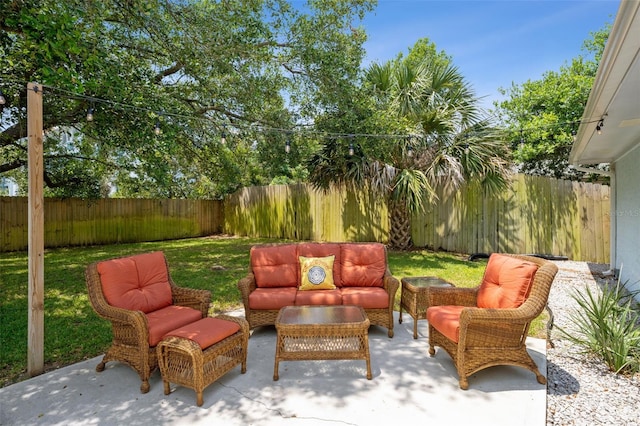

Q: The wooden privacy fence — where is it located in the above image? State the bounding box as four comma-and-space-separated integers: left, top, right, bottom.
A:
411, 174, 610, 263
0, 197, 223, 252
224, 174, 610, 263
0, 174, 610, 262
224, 183, 389, 243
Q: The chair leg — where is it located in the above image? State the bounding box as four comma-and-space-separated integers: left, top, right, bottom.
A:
533, 364, 547, 385
140, 379, 150, 394
459, 376, 469, 390
428, 346, 435, 356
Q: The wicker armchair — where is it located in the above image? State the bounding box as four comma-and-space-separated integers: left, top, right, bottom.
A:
426, 253, 558, 390
85, 251, 211, 393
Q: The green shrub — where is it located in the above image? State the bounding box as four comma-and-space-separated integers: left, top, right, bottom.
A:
559, 277, 640, 375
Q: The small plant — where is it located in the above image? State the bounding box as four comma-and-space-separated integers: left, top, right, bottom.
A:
558, 275, 640, 375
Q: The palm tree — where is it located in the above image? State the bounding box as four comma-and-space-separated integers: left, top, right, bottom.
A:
309, 47, 511, 250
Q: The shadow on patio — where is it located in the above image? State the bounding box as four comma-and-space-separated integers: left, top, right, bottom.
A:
0, 311, 547, 426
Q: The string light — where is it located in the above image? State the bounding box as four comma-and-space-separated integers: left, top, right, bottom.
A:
285, 138, 291, 153
86, 105, 95, 122
220, 125, 227, 144
6, 81, 608, 158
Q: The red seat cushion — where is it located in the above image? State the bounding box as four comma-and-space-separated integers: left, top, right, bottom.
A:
340, 243, 386, 287
477, 254, 539, 309
165, 317, 241, 350
427, 305, 465, 343
97, 251, 172, 313
295, 289, 343, 305
340, 287, 388, 309
251, 244, 298, 288
248, 287, 297, 310
146, 305, 203, 346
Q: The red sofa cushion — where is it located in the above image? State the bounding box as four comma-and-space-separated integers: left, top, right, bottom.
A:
251, 244, 298, 288
426, 305, 465, 343
97, 251, 172, 313
340, 243, 386, 287
340, 287, 388, 309
477, 254, 539, 309
249, 287, 297, 310
146, 305, 203, 346
297, 243, 342, 286
295, 289, 343, 305
165, 317, 240, 350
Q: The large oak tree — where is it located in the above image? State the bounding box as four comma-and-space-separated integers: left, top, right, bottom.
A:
0, 0, 374, 197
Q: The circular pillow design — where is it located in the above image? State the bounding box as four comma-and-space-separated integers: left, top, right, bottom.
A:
308, 265, 326, 285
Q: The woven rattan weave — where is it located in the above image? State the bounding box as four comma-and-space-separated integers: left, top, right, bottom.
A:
427, 254, 558, 389
156, 315, 249, 406
273, 305, 372, 380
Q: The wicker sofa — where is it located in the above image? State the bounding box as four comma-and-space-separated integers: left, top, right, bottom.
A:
237, 242, 399, 337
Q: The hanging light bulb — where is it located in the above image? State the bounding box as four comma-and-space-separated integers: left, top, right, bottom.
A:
407, 145, 413, 157
596, 119, 604, 135
86, 105, 94, 122
285, 139, 291, 153
348, 143, 354, 156
0, 90, 6, 105
221, 131, 227, 145
154, 119, 162, 136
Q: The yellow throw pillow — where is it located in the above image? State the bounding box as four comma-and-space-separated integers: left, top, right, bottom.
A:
299, 255, 336, 291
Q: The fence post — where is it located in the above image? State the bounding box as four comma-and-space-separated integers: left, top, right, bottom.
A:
27, 82, 44, 376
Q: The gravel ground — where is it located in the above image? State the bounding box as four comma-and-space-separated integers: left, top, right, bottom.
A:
546, 260, 640, 426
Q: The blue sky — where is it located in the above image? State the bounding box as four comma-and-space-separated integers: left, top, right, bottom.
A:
360, 0, 621, 109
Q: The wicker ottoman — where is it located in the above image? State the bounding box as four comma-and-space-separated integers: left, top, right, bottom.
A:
157, 315, 249, 406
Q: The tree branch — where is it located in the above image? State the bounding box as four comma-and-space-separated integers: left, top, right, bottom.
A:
0, 159, 25, 173
154, 62, 184, 83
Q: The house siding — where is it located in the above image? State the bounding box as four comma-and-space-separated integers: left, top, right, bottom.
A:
615, 145, 640, 298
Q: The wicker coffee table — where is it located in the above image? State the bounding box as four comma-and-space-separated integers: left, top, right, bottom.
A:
400, 276, 454, 339
273, 305, 372, 380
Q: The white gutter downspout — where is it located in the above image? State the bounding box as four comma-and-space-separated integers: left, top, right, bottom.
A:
571, 164, 616, 274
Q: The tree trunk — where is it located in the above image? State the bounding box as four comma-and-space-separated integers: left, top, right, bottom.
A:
388, 199, 412, 251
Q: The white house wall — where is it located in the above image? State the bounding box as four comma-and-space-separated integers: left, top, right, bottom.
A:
614, 144, 640, 297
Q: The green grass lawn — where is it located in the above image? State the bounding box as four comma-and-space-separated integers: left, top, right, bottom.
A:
0, 236, 547, 387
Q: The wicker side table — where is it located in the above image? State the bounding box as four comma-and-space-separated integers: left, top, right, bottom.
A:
157, 315, 249, 406
274, 305, 372, 380
399, 276, 454, 339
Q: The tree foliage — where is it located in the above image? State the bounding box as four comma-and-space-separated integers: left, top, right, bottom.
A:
0, 0, 374, 197
494, 25, 610, 181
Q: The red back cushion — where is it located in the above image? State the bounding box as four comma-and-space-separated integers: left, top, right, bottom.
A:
340, 243, 386, 287
97, 251, 172, 313
477, 254, 539, 309
251, 244, 298, 288
297, 243, 342, 286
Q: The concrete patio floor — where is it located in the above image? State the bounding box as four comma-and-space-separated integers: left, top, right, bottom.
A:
0, 311, 546, 426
